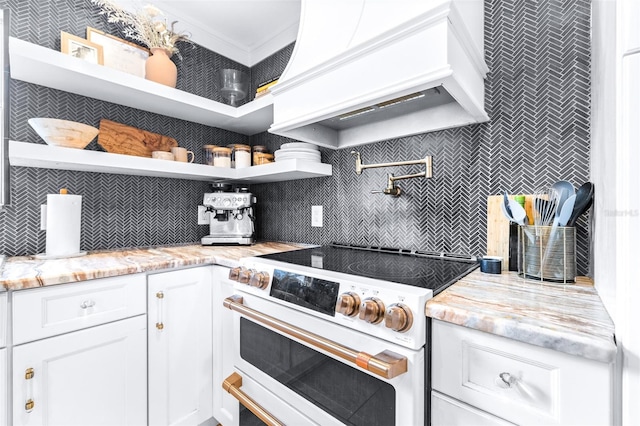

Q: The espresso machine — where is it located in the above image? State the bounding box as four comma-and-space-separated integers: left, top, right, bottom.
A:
201, 184, 256, 245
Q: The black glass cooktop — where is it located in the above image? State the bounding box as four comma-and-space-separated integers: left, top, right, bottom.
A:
258, 244, 479, 295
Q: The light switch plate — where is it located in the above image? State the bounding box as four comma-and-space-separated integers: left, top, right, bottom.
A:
197, 205, 210, 225
311, 205, 323, 227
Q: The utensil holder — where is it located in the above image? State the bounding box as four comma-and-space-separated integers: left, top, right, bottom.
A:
517, 225, 576, 283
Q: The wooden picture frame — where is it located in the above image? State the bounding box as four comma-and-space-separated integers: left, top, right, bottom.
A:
86, 27, 149, 78
60, 31, 104, 65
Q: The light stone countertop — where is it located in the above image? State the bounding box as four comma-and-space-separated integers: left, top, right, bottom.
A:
0, 242, 306, 291
2, 243, 617, 364
426, 270, 617, 363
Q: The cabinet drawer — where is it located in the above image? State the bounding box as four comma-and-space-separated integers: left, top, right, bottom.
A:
0, 292, 6, 348
13, 274, 146, 345
432, 391, 514, 426
431, 320, 614, 425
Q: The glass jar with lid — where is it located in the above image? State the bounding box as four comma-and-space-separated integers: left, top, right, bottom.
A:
234, 144, 252, 168
227, 144, 251, 168
252, 145, 268, 165
212, 147, 232, 168
203, 145, 217, 166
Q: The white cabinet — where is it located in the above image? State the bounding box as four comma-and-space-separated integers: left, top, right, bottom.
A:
0, 348, 6, 426
432, 391, 514, 426
147, 266, 213, 426
431, 320, 614, 426
11, 276, 148, 426
12, 315, 147, 426
12, 274, 146, 345
211, 265, 235, 426
0, 292, 6, 426
0, 291, 6, 348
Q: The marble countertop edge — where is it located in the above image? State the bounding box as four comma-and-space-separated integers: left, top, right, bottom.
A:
0, 242, 306, 291
426, 270, 617, 363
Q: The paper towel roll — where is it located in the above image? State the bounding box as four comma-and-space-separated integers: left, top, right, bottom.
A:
45, 193, 82, 257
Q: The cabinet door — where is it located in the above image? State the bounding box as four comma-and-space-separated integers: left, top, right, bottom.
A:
148, 267, 213, 426
211, 266, 235, 426
432, 391, 515, 426
0, 292, 6, 347
12, 315, 147, 426
0, 348, 6, 426
432, 320, 614, 425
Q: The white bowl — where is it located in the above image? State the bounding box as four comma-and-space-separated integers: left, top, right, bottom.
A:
28, 118, 99, 149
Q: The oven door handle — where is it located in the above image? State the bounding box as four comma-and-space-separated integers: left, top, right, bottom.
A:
224, 295, 408, 379
222, 372, 284, 426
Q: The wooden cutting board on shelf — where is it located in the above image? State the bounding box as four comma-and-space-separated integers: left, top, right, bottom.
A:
486, 194, 536, 271
97, 119, 178, 157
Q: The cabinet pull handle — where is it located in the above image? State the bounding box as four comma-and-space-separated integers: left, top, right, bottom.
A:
497, 372, 518, 388
25, 368, 35, 412
25, 367, 34, 380
222, 373, 283, 426
156, 291, 164, 330
224, 295, 408, 379
80, 300, 95, 309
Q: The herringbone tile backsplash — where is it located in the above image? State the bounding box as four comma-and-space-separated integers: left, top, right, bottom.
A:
0, 0, 592, 276
250, 0, 592, 275
0, 0, 249, 255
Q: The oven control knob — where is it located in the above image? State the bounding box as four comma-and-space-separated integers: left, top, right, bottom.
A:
359, 298, 386, 324
238, 268, 254, 285
384, 304, 414, 333
249, 271, 270, 289
336, 292, 361, 317
228, 266, 243, 281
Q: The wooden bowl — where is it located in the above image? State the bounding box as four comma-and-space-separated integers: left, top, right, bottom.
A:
28, 118, 99, 149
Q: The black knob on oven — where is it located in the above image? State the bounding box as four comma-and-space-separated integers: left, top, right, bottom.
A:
249, 271, 270, 289
336, 292, 361, 317
359, 297, 385, 324
238, 268, 254, 284
384, 303, 413, 332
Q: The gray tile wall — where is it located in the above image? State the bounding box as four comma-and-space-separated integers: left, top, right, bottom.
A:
0, 0, 592, 277
0, 0, 250, 255
250, 0, 592, 275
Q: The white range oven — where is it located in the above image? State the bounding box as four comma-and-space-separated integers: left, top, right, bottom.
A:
215, 244, 478, 426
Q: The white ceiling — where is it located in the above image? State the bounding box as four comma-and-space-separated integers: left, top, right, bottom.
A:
115, 1, 301, 66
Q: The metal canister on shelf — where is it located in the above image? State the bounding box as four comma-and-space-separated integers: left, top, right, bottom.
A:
203, 145, 217, 166
213, 146, 232, 168
252, 145, 268, 166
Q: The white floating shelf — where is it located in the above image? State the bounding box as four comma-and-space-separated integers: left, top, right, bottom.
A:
9, 37, 273, 135
9, 141, 332, 183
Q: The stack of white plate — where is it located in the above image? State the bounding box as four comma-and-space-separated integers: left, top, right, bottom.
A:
274, 142, 321, 163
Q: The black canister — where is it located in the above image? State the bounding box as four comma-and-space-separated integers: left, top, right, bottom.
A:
480, 256, 502, 274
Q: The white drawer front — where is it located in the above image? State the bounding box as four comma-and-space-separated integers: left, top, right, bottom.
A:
432, 391, 515, 426
432, 320, 614, 425
13, 274, 146, 345
0, 292, 6, 348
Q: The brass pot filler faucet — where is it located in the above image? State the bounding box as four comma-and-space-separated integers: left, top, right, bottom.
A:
351, 151, 433, 197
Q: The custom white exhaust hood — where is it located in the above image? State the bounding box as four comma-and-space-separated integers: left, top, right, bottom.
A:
269, 0, 489, 149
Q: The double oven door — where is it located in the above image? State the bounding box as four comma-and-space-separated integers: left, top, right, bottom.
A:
217, 286, 425, 426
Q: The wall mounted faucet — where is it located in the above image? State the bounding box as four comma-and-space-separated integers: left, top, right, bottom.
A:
350, 151, 433, 196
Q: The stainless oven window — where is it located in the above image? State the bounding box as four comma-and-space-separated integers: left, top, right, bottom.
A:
240, 318, 396, 425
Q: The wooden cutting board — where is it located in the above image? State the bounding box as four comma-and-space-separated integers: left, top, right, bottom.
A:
97, 119, 178, 157
487, 194, 536, 271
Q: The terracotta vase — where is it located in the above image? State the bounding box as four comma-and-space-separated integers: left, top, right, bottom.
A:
145, 48, 177, 88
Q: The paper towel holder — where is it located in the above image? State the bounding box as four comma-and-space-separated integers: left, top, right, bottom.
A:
35, 188, 87, 259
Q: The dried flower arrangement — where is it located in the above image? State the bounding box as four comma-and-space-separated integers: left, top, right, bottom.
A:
91, 0, 192, 58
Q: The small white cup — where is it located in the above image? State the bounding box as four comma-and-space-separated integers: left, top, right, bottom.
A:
171, 146, 195, 163
151, 151, 175, 161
